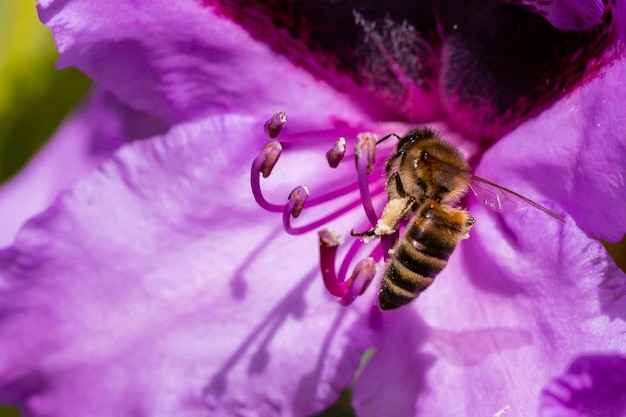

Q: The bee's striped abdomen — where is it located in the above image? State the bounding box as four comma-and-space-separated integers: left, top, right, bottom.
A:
378, 204, 465, 310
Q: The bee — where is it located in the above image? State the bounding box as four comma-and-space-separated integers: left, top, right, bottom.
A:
353, 127, 564, 310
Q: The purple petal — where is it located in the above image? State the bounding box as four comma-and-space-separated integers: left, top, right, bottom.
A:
0, 116, 373, 416
474, 54, 626, 242
0, 90, 167, 247
539, 354, 626, 417
36, 0, 379, 126
352, 190, 626, 415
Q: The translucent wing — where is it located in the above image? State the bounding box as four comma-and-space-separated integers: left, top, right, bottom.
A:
469, 175, 565, 222
402, 148, 565, 223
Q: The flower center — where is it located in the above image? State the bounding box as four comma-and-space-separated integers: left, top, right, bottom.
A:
211, 1, 615, 138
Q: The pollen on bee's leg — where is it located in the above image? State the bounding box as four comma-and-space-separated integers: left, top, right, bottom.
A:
250, 140, 284, 212
326, 137, 346, 168
355, 132, 379, 225
264, 110, 287, 138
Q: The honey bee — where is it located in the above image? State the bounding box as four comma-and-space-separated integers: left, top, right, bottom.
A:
353, 127, 564, 310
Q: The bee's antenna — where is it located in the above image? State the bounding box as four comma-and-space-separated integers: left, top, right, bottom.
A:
376, 133, 401, 145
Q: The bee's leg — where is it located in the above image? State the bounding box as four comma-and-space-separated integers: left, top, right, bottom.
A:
461, 215, 475, 239
350, 228, 377, 239
352, 171, 408, 240
379, 196, 416, 232
351, 197, 416, 241
386, 171, 408, 200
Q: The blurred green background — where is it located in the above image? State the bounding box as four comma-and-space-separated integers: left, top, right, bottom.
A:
0, 2, 624, 417
0, 0, 90, 184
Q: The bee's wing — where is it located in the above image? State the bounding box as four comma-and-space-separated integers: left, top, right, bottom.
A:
469, 175, 565, 223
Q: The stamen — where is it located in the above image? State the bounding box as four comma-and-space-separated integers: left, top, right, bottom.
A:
339, 257, 377, 306
337, 233, 385, 283
318, 229, 378, 305
264, 111, 288, 138
283, 194, 366, 235
306, 182, 360, 206
250, 117, 400, 307
319, 228, 346, 297
259, 141, 282, 178
337, 237, 367, 283
370, 244, 384, 264
286, 186, 309, 218
355, 132, 376, 174
250, 140, 284, 212
307, 182, 385, 208
252, 135, 386, 231
326, 137, 347, 168
355, 132, 379, 225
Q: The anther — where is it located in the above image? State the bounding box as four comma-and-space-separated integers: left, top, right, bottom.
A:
258, 141, 282, 178
355, 132, 379, 225
355, 132, 376, 174
264, 111, 288, 138
286, 186, 309, 219
250, 141, 284, 212
318, 228, 346, 298
326, 137, 346, 168
284, 195, 374, 235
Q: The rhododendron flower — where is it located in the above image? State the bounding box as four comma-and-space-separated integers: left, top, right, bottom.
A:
1, 1, 626, 417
